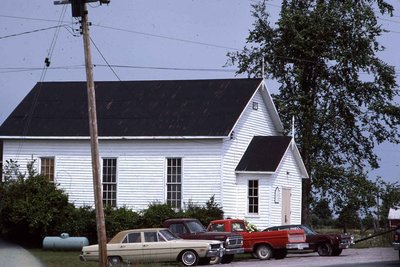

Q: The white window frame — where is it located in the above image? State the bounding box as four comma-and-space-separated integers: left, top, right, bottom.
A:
248, 179, 259, 214
166, 157, 182, 210
40, 157, 55, 182
102, 158, 117, 207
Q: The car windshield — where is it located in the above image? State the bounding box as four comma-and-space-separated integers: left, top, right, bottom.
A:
187, 221, 206, 233
300, 225, 317, 235
159, 229, 179, 241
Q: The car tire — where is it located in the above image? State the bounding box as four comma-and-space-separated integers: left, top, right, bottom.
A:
108, 256, 123, 267
273, 249, 287, 259
317, 242, 333, 256
255, 244, 272, 260
180, 250, 199, 266
209, 256, 221, 264
220, 254, 234, 264
331, 248, 343, 256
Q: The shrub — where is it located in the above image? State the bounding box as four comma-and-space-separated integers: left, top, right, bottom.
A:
183, 196, 224, 226
104, 206, 141, 238
140, 202, 176, 228
57, 205, 97, 244
0, 159, 224, 246
0, 166, 72, 247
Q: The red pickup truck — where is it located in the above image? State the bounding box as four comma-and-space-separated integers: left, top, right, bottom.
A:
207, 219, 308, 260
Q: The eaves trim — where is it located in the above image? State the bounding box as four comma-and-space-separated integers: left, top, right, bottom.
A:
0, 135, 227, 140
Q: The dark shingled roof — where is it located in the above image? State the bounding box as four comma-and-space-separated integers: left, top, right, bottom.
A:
0, 79, 262, 137
236, 136, 292, 172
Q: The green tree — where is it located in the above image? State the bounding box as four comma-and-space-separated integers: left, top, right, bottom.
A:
310, 198, 334, 227
228, 0, 400, 223
376, 178, 400, 226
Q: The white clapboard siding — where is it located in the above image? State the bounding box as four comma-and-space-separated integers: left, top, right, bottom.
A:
232, 147, 302, 230
269, 147, 303, 227
222, 89, 279, 217
3, 139, 222, 211
235, 173, 273, 229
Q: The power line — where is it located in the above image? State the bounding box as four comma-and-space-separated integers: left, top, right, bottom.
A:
0, 64, 237, 74
93, 24, 241, 51
0, 65, 85, 74
0, 14, 67, 23
94, 64, 237, 72
0, 24, 70, 40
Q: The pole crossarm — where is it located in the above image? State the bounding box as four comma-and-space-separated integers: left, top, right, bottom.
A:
54, 0, 109, 4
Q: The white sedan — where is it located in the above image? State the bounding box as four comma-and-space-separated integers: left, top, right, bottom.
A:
80, 228, 224, 266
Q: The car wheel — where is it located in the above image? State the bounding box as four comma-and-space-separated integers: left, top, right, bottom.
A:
180, 250, 199, 266
220, 254, 234, 264
273, 248, 287, 259
108, 256, 123, 267
255, 244, 272, 260
331, 248, 343, 256
317, 243, 333, 256
209, 256, 221, 264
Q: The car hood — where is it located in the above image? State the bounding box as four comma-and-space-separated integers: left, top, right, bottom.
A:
194, 231, 240, 239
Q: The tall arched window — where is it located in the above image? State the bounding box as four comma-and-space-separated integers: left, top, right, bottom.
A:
274, 187, 280, 204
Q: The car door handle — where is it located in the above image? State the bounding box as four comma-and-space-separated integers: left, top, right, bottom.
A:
143, 244, 149, 247
120, 245, 126, 248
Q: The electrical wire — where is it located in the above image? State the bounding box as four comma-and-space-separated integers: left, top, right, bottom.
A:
0, 25, 69, 40
0, 14, 67, 23
93, 24, 241, 51
16, 5, 68, 158
90, 36, 122, 81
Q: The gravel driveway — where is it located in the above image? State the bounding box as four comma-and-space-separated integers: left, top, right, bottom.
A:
230, 247, 398, 267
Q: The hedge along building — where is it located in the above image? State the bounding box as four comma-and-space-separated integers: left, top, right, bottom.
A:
0, 78, 308, 229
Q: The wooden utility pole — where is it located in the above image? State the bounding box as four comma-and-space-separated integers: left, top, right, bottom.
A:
81, 4, 108, 267
54, 1, 110, 266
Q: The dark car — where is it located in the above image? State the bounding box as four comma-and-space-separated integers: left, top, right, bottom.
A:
264, 224, 354, 256
163, 218, 244, 264
393, 227, 400, 260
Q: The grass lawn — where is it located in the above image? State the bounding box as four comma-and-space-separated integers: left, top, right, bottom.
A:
28, 249, 252, 267
28, 249, 180, 267
29, 249, 97, 267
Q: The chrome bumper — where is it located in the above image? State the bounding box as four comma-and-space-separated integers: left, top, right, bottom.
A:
286, 242, 309, 250
206, 248, 225, 258
225, 247, 244, 255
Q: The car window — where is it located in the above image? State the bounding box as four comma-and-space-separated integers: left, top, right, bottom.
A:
210, 223, 225, 232
159, 229, 179, 241
301, 225, 317, 235
232, 222, 245, 232
187, 221, 206, 233
144, 232, 158, 242
157, 232, 166, 242
122, 232, 141, 243
170, 223, 187, 234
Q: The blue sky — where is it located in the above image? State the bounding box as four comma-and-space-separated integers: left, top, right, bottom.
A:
1, 0, 399, 183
